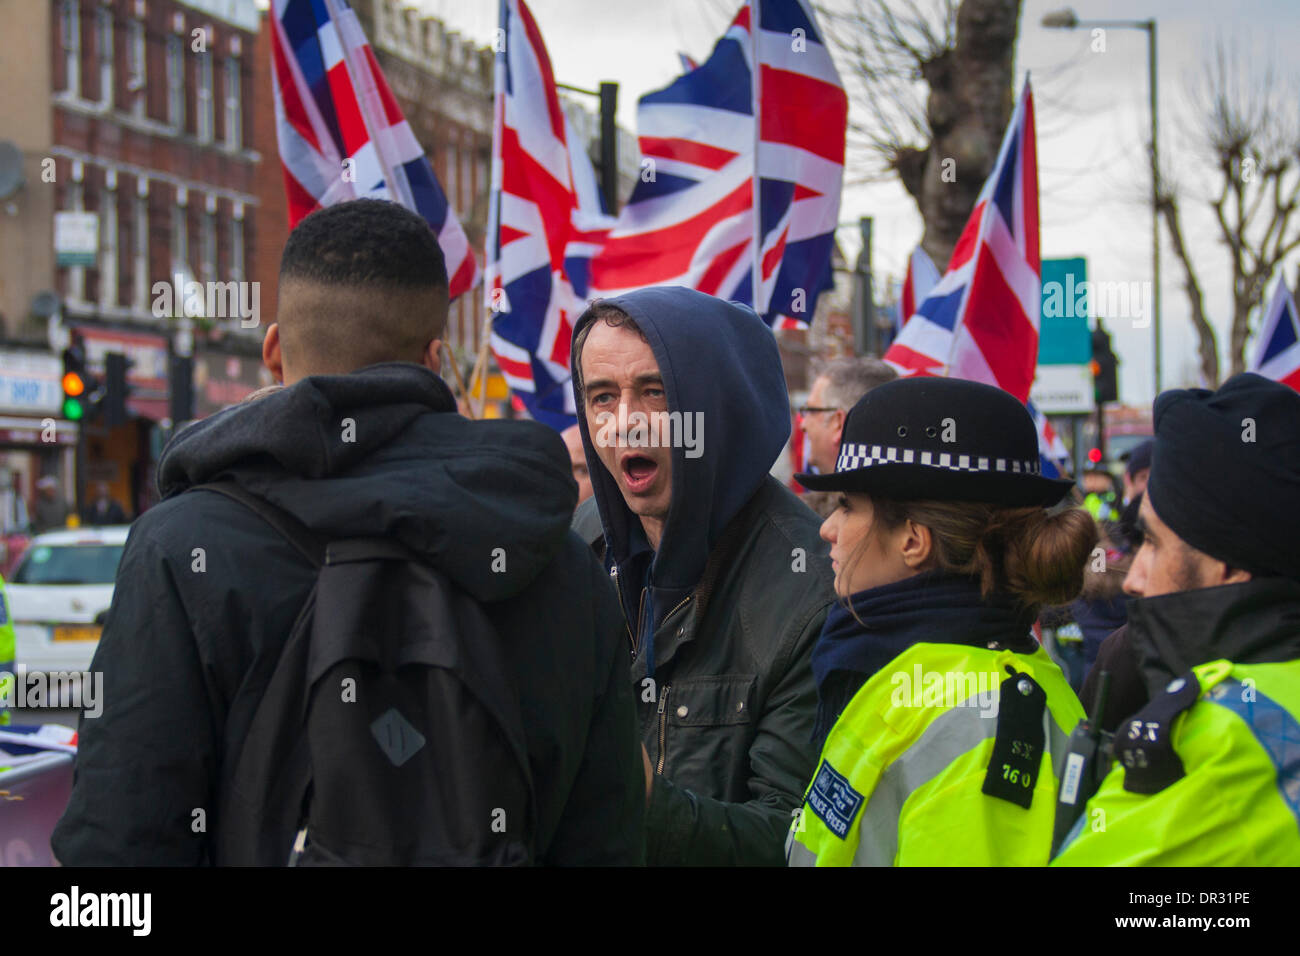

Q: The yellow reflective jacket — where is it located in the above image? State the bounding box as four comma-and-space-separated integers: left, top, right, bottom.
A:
0, 574, 14, 726
1053, 658, 1300, 866
788, 642, 1083, 866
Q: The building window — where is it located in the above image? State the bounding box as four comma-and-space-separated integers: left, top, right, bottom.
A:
445, 143, 457, 209
166, 35, 185, 129
460, 147, 473, 214
200, 205, 216, 281
99, 184, 118, 308
196, 52, 214, 143
60, 0, 80, 96
127, 17, 146, 107
133, 190, 148, 312
96, 6, 113, 107
223, 58, 241, 150
171, 197, 188, 275
64, 177, 86, 302
229, 213, 244, 283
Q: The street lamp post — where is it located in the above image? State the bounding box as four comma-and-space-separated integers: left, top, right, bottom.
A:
1043, 8, 1161, 395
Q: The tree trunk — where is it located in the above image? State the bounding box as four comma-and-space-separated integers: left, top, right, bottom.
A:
908, 0, 1022, 268
1158, 196, 1221, 387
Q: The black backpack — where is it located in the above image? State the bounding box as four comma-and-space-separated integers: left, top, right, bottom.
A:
198, 481, 536, 866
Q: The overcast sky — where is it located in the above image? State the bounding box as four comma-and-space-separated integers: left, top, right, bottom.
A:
415, 0, 1300, 405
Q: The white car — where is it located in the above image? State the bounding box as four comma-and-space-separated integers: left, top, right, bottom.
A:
7, 526, 129, 675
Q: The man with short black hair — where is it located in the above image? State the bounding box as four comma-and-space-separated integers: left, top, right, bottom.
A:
799, 357, 897, 476
54, 200, 644, 865
1054, 373, 1300, 865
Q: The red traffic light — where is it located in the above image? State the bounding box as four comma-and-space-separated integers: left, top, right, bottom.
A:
1088, 447, 1103, 464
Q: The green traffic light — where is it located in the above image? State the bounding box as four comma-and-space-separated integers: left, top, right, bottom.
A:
63, 397, 84, 421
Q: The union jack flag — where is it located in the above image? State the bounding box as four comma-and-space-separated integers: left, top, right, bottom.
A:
1250, 276, 1300, 391
899, 246, 940, 332
591, 0, 847, 329
269, 0, 478, 299
883, 82, 1068, 477
484, 0, 612, 429
487, 0, 847, 427
884, 81, 1041, 404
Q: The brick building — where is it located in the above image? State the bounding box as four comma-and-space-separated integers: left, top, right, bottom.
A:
0, 0, 268, 522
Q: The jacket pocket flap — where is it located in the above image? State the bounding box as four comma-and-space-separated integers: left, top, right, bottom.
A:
668, 675, 757, 727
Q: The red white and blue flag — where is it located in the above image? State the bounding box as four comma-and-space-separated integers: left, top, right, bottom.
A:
882, 82, 1067, 477
899, 246, 940, 332
884, 81, 1040, 401
487, 0, 847, 426
484, 0, 613, 429
1250, 276, 1300, 391
591, 0, 847, 329
269, 0, 478, 300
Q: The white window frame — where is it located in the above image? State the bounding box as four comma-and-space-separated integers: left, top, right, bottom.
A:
223, 57, 241, 150
166, 34, 185, 129
61, 0, 81, 96
196, 51, 214, 143
96, 5, 113, 108
67, 177, 86, 302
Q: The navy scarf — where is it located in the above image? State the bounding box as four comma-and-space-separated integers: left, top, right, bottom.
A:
811, 571, 1038, 744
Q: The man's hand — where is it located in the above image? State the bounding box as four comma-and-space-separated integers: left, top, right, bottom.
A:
641, 743, 654, 801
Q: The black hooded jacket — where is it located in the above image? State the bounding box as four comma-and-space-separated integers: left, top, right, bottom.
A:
52, 363, 644, 865
572, 287, 835, 866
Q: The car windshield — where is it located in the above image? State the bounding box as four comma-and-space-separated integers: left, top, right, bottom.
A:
11, 543, 124, 585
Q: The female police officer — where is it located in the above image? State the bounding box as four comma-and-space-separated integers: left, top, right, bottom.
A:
787, 377, 1095, 866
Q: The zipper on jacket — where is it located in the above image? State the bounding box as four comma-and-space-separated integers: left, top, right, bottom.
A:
656, 684, 673, 775
610, 565, 637, 653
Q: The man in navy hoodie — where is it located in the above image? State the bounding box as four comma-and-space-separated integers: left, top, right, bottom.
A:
571, 287, 835, 865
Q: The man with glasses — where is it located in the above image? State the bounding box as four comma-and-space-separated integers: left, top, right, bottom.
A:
798, 357, 897, 476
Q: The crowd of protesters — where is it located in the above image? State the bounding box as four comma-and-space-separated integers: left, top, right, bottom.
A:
50, 200, 1300, 866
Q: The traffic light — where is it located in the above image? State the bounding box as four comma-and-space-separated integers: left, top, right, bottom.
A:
103, 352, 131, 428
61, 342, 102, 422
169, 354, 194, 424
1090, 325, 1119, 405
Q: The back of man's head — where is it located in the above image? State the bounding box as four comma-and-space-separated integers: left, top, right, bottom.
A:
275, 199, 449, 379
816, 356, 897, 409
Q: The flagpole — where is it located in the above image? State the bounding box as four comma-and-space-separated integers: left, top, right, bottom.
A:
749, 0, 762, 314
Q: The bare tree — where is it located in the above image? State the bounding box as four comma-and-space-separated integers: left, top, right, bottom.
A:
819, 0, 1023, 266
1159, 41, 1300, 385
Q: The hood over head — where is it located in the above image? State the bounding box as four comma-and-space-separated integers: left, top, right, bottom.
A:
158, 362, 576, 602
571, 287, 790, 604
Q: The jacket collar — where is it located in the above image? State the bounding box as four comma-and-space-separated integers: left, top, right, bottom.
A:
1127, 577, 1300, 698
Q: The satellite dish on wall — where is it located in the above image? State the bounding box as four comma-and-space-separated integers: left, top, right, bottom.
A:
0, 141, 24, 202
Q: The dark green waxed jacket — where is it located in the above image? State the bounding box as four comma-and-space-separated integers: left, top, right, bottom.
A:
575, 476, 834, 865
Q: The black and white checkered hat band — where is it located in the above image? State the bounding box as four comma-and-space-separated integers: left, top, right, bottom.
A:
835, 442, 1042, 476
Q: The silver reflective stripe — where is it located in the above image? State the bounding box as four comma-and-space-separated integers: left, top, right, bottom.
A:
852, 703, 1001, 866
787, 831, 818, 867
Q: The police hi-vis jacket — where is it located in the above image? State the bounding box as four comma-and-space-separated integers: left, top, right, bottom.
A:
1053, 578, 1300, 866
788, 641, 1084, 866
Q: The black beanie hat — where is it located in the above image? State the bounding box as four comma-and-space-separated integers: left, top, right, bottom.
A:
1146, 372, 1300, 581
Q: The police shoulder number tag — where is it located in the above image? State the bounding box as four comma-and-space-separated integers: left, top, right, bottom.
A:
981, 667, 1047, 810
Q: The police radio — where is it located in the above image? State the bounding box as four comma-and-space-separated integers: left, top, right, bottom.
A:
1051, 672, 1114, 857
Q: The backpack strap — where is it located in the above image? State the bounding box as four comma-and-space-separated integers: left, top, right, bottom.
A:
193, 480, 326, 568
